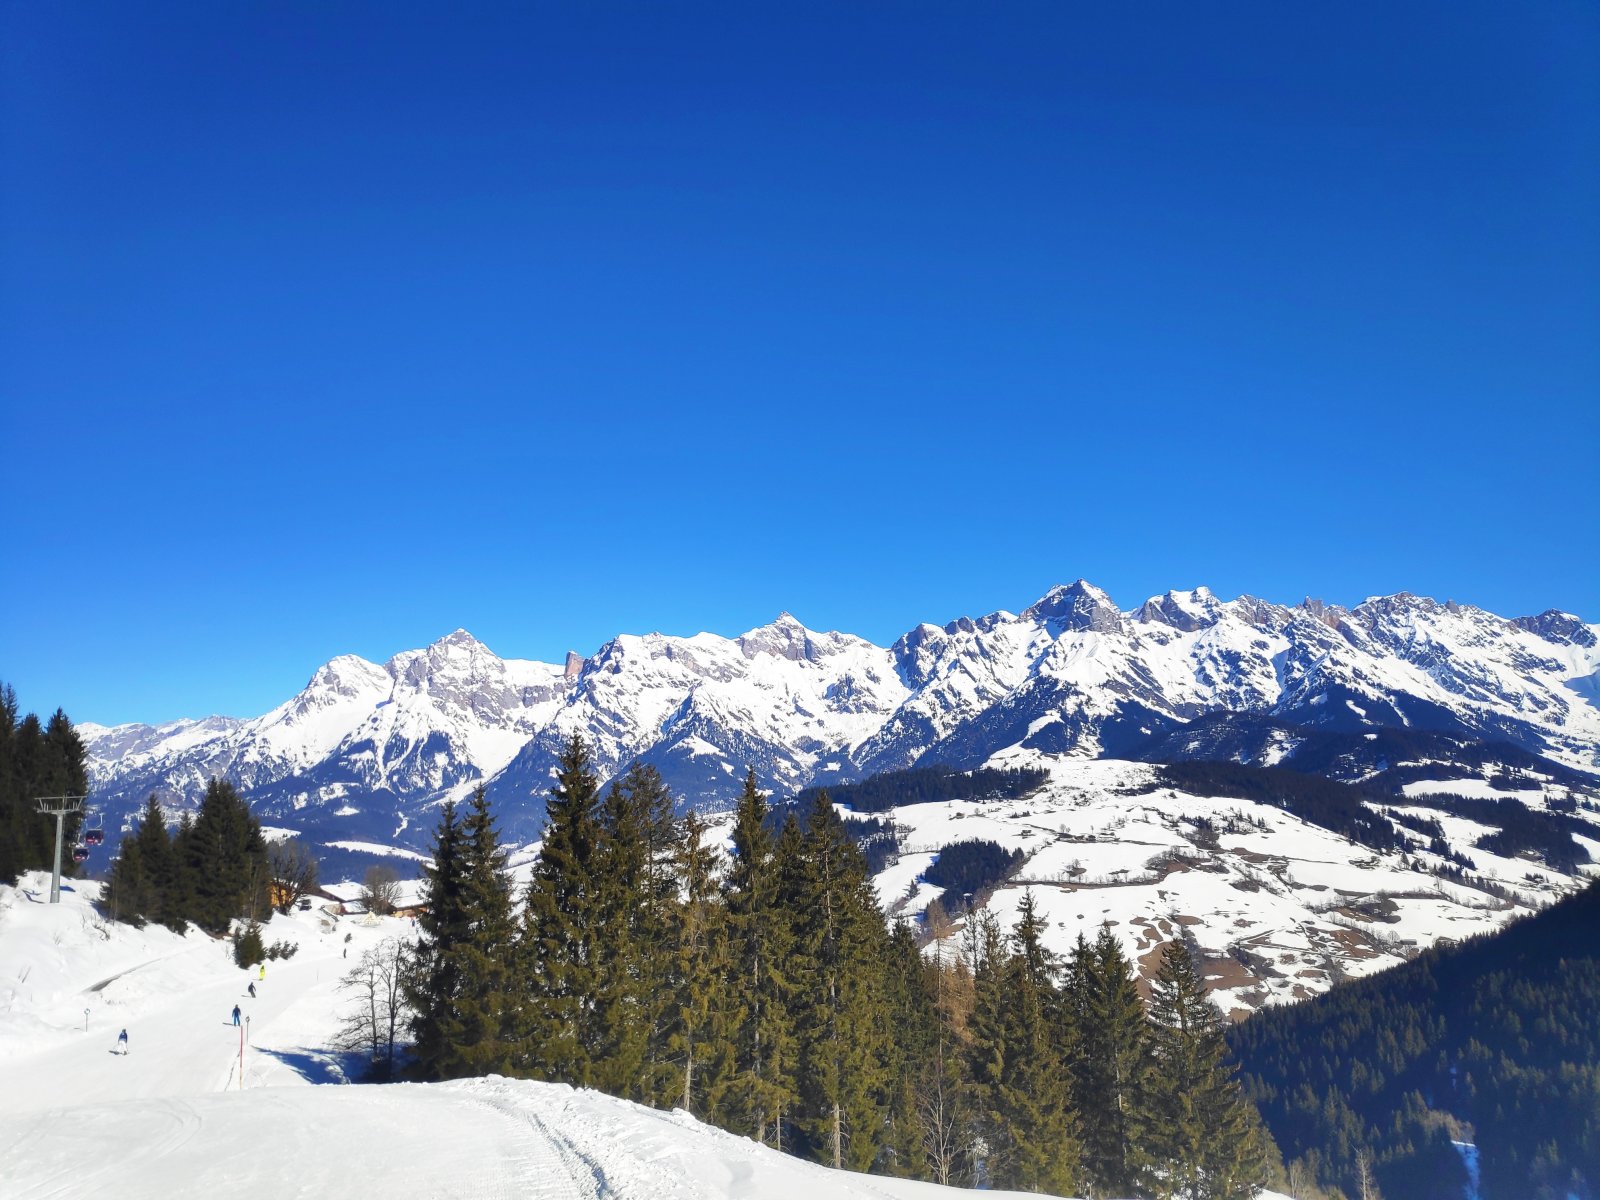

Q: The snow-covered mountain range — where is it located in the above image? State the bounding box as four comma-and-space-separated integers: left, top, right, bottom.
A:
73, 581, 1600, 1012
80, 582, 1600, 844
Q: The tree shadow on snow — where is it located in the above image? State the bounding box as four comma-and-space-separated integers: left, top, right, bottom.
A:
21, 885, 75, 902
255, 1046, 363, 1085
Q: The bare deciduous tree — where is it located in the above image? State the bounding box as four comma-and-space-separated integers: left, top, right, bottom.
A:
267, 838, 319, 913
1355, 1150, 1382, 1200
1285, 1158, 1321, 1199
336, 936, 410, 1079
923, 897, 956, 944
916, 1062, 964, 1185
361, 864, 401, 915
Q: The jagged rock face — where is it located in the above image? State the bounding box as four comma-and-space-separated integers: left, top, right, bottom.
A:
1513, 610, 1597, 647
78, 585, 1600, 847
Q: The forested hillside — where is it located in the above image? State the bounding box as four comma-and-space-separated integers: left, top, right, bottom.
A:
795, 764, 1049, 814
402, 741, 1275, 1197
1231, 879, 1600, 1200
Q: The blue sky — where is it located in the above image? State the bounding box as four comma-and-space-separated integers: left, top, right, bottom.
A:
3, 2, 1596, 726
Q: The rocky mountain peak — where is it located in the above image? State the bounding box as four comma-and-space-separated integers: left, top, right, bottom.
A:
429, 628, 489, 654
738, 612, 819, 663
1298, 597, 1349, 631
1023, 579, 1125, 635
1514, 610, 1598, 648
1135, 587, 1223, 632
305, 653, 387, 697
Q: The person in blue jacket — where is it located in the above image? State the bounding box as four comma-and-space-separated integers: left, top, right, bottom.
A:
232, 1005, 241, 1026
116, 1028, 128, 1055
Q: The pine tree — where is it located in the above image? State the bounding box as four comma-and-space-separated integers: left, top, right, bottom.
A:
1147, 939, 1272, 1199
432, 785, 519, 1078
41, 709, 88, 844
104, 795, 172, 926
103, 827, 149, 926
964, 907, 1010, 1187
1076, 923, 1155, 1197
181, 779, 268, 933
519, 734, 606, 1084
722, 769, 797, 1147
766, 811, 809, 1151
589, 773, 652, 1097
988, 892, 1081, 1194
163, 812, 199, 930
665, 809, 733, 1117
589, 762, 680, 1102
404, 797, 465, 1079
0, 685, 20, 884
786, 793, 891, 1171
879, 918, 940, 1178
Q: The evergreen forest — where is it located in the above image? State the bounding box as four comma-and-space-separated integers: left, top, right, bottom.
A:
795, 764, 1050, 814
401, 736, 1274, 1198
1231, 879, 1600, 1200
102, 780, 272, 934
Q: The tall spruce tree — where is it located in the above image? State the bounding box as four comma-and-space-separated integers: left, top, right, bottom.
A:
722, 769, 797, 1147
786, 792, 891, 1171
181, 778, 268, 933
164, 811, 199, 930
0, 685, 19, 883
404, 797, 466, 1079
431, 785, 518, 1078
104, 795, 172, 927
1146, 939, 1272, 1200
589, 772, 652, 1098
767, 810, 810, 1151
964, 907, 1010, 1188
879, 918, 941, 1178
665, 809, 733, 1117
1075, 923, 1156, 1198
589, 762, 680, 1102
519, 734, 606, 1084
989, 892, 1082, 1195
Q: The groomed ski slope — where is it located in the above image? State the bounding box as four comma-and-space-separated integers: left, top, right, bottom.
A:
0, 873, 1289, 1199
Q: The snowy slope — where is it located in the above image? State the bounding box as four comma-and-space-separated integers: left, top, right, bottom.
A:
0, 872, 1123, 1200
838, 757, 1598, 1018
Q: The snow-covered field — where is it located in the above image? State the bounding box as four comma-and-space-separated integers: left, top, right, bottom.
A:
839, 759, 1596, 1015
1, 871, 1097, 1199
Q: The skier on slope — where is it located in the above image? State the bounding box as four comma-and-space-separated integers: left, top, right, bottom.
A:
116, 1028, 128, 1055
259, 964, 266, 981
232, 1005, 241, 1026
248, 982, 256, 998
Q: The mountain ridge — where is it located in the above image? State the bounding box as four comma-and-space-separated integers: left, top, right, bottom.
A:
78, 582, 1600, 849
69, 582, 1600, 1017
